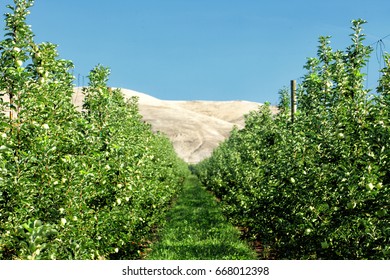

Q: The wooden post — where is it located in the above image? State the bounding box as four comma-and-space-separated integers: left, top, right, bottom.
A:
290, 80, 296, 123
9, 93, 13, 120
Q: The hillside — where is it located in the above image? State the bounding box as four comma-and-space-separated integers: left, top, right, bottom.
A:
73, 87, 277, 163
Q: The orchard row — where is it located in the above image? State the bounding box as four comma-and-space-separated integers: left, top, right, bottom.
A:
0, 0, 189, 259
195, 19, 390, 259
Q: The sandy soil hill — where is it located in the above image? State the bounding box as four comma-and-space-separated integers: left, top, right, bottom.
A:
74, 87, 277, 163
126, 89, 279, 163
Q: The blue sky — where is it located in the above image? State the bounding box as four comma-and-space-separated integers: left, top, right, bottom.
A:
1, 0, 390, 104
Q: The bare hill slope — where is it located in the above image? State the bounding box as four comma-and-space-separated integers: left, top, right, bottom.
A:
71, 87, 274, 163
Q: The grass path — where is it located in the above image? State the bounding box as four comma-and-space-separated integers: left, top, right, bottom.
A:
146, 175, 257, 260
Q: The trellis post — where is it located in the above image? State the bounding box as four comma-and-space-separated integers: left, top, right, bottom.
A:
290, 80, 297, 123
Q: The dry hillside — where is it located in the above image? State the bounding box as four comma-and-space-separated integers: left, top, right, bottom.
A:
74, 87, 277, 163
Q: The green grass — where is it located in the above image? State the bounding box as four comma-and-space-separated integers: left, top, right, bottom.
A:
146, 175, 257, 260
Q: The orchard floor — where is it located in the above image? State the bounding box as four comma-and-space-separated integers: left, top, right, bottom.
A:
146, 175, 257, 260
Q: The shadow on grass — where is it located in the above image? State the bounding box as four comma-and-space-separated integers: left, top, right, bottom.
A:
150, 242, 255, 260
